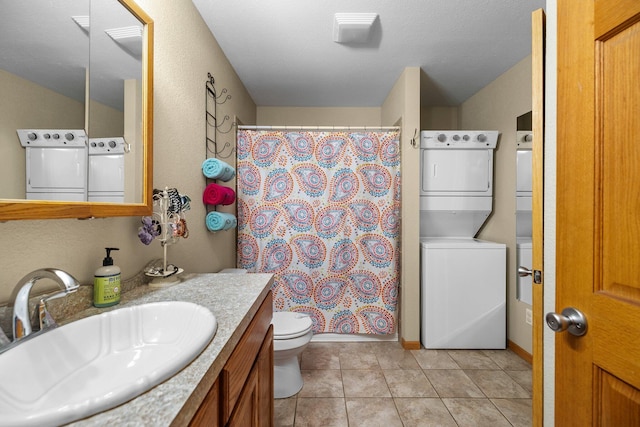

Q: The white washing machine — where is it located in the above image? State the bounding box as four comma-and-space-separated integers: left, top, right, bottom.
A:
17, 129, 88, 201
421, 237, 506, 349
419, 130, 506, 349
88, 137, 125, 203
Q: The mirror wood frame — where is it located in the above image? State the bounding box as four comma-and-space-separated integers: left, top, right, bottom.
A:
0, 0, 153, 221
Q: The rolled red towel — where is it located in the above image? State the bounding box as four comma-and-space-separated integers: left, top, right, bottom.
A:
203, 183, 236, 206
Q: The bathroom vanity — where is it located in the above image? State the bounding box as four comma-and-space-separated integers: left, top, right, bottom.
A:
62, 273, 274, 426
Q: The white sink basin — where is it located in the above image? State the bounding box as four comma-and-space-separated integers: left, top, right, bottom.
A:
0, 301, 217, 427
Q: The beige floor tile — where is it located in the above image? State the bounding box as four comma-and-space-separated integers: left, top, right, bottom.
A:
342, 370, 391, 397
274, 396, 297, 427
339, 351, 380, 370
383, 369, 438, 398
294, 397, 348, 427
447, 350, 501, 369
394, 397, 458, 427
424, 369, 484, 398
442, 398, 512, 427
360, 341, 404, 353
464, 369, 530, 398
411, 349, 460, 369
376, 348, 421, 369
345, 397, 403, 426
288, 342, 533, 426
336, 342, 375, 355
492, 398, 533, 427
483, 349, 533, 370
298, 369, 344, 397
301, 345, 341, 370
307, 342, 345, 352
505, 369, 533, 393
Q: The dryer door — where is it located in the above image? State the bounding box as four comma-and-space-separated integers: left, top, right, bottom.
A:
421, 149, 493, 196
88, 155, 124, 192
26, 147, 87, 192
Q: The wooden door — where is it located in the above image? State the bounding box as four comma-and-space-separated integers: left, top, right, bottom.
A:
531, 9, 545, 427
556, 0, 640, 425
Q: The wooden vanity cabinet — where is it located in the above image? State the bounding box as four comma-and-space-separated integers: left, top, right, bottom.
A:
190, 291, 273, 426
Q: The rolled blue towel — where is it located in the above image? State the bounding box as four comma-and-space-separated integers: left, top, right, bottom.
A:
206, 211, 237, 232
202, 158, 236, 181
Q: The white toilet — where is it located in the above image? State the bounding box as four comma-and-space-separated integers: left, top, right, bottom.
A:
271, 311, 313, 399
217, 268, 313, 399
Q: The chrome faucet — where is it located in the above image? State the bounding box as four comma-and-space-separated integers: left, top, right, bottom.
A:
8, 268, 80, 342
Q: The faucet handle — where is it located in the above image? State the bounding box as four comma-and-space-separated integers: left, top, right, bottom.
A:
11, 268, 81, 341
37, 298, 58, 331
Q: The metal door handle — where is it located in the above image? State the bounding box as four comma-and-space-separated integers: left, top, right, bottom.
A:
518, 266, 532, 277
545, 307, 588, 336
519, 266, 542, 284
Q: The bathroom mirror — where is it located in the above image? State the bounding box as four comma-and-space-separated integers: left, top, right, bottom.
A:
0, 0, 153, 220
515, 111, 533, 305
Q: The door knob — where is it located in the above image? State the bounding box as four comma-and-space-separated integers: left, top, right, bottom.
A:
545, 307, 588, 336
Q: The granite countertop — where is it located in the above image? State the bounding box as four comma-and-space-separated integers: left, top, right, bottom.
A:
63, 272, 274, 426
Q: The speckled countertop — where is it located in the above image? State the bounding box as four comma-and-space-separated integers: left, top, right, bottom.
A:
62, 272, 273, 427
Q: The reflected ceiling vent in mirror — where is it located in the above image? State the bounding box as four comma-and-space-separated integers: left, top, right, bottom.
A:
71, 16, 90, 34
333, 13, 378, 43
105, 26, 143, 58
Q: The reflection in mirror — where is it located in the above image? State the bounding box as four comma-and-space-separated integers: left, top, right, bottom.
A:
0, 0, 153, 220
89, 0, 144, 203
0, 0, 89, 200
516, 111, 532, 305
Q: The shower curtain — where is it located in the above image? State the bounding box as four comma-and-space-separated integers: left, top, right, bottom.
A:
236, 129, 401, 335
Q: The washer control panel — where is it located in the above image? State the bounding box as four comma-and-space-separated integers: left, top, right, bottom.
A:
17, 129, 87, 148
421, 130, 499, 149
88, 137, 126, 154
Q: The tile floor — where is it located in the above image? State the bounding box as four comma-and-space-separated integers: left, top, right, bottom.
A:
274, 341, 532, 427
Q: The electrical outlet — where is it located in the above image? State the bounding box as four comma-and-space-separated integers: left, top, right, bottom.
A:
525, 308, 533, 325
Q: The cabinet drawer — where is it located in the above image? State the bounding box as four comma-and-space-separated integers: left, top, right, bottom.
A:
221, 291, 272, 421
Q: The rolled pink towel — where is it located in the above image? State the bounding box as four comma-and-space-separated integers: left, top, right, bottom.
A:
203, 183, 236, 206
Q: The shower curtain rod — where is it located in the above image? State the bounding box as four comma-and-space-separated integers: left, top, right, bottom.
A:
237, 125, 400, 132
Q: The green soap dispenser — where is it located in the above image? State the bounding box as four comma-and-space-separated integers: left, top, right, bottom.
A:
94, 247, 121, 307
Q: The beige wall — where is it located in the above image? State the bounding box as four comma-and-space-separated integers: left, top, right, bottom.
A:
381, 67, 421, 345
0, 0, 256, 305
257, 107, 380, 126
88, 99, 124, 138
459, 55, 533, 353
0, 70, 85, 200
420, 106, 458, 130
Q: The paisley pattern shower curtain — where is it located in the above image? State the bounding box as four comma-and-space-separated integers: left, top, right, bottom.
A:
236, 130, 401, 335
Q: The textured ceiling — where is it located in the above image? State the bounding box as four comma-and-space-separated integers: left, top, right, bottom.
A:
192, 0, 546, 108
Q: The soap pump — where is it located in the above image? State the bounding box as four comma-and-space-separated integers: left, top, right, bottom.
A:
93, 247, 121, 308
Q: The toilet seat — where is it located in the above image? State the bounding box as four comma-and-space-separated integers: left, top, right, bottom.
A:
272, 312, 313, 340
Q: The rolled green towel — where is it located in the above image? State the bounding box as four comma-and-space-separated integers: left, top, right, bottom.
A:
202, 158, 236, 181
206, 211, 237, 231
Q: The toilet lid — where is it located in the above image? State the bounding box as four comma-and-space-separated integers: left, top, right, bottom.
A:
272, 312, 313, 339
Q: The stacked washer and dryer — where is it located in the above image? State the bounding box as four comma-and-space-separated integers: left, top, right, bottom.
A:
17, 129, 88, 201
419, 130, 506, 349
17, 130, 126, 202
516, 131, 533, 305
